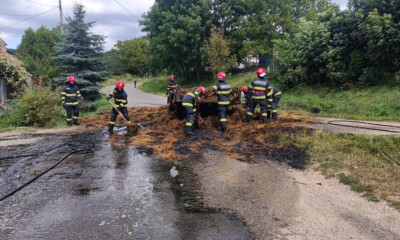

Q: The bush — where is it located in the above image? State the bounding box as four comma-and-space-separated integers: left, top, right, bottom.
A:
10, 86, 64, 127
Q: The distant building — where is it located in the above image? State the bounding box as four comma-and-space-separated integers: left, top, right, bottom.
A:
0, 37, 30, 107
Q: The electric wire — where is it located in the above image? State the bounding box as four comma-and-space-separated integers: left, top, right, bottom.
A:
0, 140, 95, 202
112, 0, 141, 21
0, 6, 58, 31
24, 0, 57, 7
0, 13, 35, 17
327, 120, 400, 133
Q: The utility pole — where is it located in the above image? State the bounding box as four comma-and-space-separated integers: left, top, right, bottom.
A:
59, 0, 64, 34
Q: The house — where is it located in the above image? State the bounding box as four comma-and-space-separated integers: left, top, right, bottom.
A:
0, 37, 30, 107
0, 37, 8, 105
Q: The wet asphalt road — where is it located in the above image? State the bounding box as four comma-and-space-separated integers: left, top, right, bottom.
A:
0, 130, 253, 239
103, 82, 167, 107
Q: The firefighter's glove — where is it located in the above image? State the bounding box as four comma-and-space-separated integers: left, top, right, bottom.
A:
106, 95, 112, 101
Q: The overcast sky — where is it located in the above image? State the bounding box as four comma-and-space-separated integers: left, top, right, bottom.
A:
0, 0, 348, 50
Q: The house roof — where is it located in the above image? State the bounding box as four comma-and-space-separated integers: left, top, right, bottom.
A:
0, 37, 6, 46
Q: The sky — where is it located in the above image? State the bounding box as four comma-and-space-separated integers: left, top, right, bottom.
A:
0, 0, 348, 50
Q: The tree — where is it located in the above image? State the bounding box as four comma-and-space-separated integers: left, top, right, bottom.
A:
203, 27, 236, 75
54, 3, 107, 102
141, 0, 212, 80
108, 38, 150, 75
17, 26, 61, 84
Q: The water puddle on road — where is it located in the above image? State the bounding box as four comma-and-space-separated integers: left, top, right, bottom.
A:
0, 129, 254, 239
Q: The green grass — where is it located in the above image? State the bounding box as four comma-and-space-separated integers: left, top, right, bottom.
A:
281, 85, 400, 121
140, 72, 255, 94
101, 73, 136, 87
283, 130, 400, 207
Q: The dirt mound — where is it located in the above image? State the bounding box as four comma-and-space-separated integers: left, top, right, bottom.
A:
83, 104, 315, 168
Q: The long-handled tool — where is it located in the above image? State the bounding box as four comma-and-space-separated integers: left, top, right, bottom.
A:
108, 99, 129, 122
107, 99, 138, 136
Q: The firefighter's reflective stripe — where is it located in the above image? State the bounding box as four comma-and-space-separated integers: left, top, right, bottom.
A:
212, 86, 218, 90
220, 118, 227, 122
272, 110, 278, 113
65, 102, 79, 105
252, 95, 266, 100
116, 99, 127, 103
66, 118, 72, 121
187, 92, 195, 98
262, 113, 268, 116
267, 89, 273, 97
247, 112, 253, 116
66, 93, 77, 97
217, 90, 231, 94
186, 122, 193, 126
275, 91, 282, 96
253, 86, 266, 91
109, 121, 115, 124
73, 116, 78, 119
61, 92, 66, 95
218, 101, 230, 105
182, 102, 193, 107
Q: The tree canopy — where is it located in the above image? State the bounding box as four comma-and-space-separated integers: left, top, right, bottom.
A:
54, 3, 107, 102
17, 26, 61, 84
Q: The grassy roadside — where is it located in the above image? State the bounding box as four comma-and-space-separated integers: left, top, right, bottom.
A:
277, 129, 400, 209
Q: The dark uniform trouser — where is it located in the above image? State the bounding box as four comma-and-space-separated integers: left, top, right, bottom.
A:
108, 107, 130, 131
167, 90, 175, 104
247, 99, 268, 123
64, 105, 79, 126
267, 96, 281, 120
184, 106, 195, 134
218, 104, 228, 132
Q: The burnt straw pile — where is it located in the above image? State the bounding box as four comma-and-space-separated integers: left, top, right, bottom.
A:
82, 103, 315, 169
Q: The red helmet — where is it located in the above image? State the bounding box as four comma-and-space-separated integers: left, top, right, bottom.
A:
241, 86, 248, 92
217, 72, 226, 80
66, 75, 75, 83
256, 68, 266, 77
169, 74, 175, 80
116, 80, 125, 90
198, 86, 206, 95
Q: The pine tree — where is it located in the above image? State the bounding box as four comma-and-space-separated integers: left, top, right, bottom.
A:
54, 3, 107, 103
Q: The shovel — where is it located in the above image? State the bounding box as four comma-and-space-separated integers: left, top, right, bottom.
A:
108, 99, 138, 136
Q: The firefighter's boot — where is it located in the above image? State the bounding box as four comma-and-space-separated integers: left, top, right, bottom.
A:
220, 122, 227, 133
267, 111, 271, 120
108, 124, 114, 133
73, 118, 80, 125
272, 112, 278, 120
245, 114, 251, 123
67, 120, 73, 127
185, 126, 195, 136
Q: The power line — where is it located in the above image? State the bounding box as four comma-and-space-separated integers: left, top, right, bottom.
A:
0, 7, 58, 31
0, 13, 34, 17
112, 0, 141, 21
25, 0, 57, 7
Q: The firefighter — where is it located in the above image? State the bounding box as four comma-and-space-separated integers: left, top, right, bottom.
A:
166, 74, 178, 104
267, 86, 282, 120
245, 68, 272, 123
241, 85, 251, 109
61, 75, 81, 126
211, 72, 231, 132
181, 86, 206, 136
106, 80, 131, 133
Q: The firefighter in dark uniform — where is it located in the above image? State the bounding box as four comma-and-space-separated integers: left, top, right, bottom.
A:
211, 72, 231, 132
106, 80, 131, 133
166, 74, 178, 104
267, 87, 282, 120
61, 75, 81, 126
181, 86, 206, 136
245, 68, 272, 123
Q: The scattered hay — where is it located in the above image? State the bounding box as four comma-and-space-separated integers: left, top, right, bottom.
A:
83, 104, 314, 168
